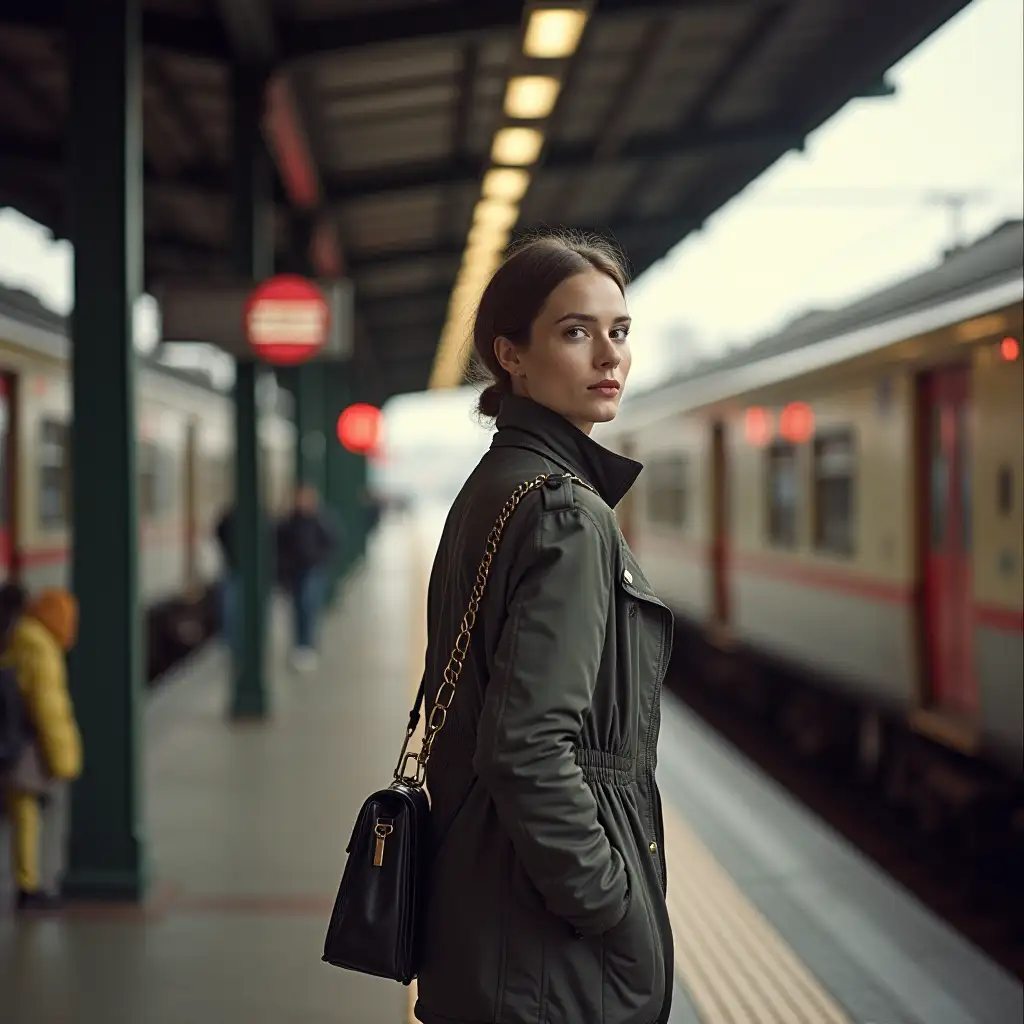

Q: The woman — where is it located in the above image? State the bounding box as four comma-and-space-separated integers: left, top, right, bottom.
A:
1, 587, 82, 911
414, 233, 675, 1024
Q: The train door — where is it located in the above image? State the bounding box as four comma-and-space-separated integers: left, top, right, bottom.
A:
0, 373, 18, 581
921, 365, 977, 717
710, 420, 730, 626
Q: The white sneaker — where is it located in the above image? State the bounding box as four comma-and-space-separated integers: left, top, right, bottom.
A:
290, 648, 319, 673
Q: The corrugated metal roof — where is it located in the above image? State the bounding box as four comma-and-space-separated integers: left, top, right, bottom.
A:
0, 0, 974, 401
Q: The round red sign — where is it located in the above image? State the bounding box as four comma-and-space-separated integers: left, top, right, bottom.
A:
243, 274, 330, 365
336, 403, 382, 455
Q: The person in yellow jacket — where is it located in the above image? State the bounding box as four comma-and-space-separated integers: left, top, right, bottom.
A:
1, 588, 81, 911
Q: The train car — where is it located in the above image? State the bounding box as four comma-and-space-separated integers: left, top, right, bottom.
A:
601, 220, 1023, 822
0, 282, 295, 678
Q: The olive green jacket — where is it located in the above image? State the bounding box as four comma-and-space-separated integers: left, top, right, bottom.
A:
413, 395, 675, 1024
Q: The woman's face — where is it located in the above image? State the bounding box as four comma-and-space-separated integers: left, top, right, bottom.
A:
495, 269, 631, 434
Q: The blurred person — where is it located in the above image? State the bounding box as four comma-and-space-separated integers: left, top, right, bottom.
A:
1, 588, 81, 912
412, 233, 674, 1024
215, 504, 238, 656
275, 485, 336, 672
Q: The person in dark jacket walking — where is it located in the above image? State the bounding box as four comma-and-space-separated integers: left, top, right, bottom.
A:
214, 506, 238, 656
413, 233, 675, 1024
276, 485, 336, 672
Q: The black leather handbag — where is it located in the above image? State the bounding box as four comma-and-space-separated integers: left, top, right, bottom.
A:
321, 472, 594, 985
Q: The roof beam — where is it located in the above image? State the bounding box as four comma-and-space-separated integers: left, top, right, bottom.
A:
591, 15, 680, 161
279, 0, 756, 59
213, 0, 275, 61
0, 131, 266, 198
438, 41, 478, 240
329, 116, 798, 205
212, 0, 344, 279
280, 0, 523, 59
0, 0, 232, 58
0, 49, 62, 126
0, 104, 796, 242
345, 212, 702, 277
0, 0, 754, 62
612, 2, 787, 221
350, 241, 464, 270
147, 54, 221, 171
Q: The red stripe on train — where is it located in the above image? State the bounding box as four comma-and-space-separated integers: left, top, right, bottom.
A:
651, 539, 1024, 634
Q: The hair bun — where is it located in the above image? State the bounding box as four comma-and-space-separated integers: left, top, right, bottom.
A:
477, 380, 507, 418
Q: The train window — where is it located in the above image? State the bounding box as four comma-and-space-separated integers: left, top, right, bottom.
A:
997, 464, 1013, 516
813, 431, 856, 556
139, 443, 175, 518
39, 419, 69, 528
647, 455, 689, 527
204, 453, 232, 514
766, 442, 798, 548
139, 442, 160, 518
160, 447, 177, 513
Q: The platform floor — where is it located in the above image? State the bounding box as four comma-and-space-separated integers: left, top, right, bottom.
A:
2, 507, 1021, 1024
1, 518, 422, 1024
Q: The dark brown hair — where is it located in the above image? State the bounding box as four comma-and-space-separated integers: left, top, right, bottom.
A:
471, 230, 629, 418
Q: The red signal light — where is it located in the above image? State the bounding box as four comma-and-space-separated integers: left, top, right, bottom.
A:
779, 402, 814, 444
744, 407, 772, 446
1000, 336, 1020, 362
336, 403, 382, 454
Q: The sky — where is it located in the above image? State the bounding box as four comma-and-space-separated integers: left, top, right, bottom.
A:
1, 0, 1021, 477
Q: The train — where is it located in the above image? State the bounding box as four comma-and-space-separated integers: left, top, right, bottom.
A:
0, 282, 295, 678
599, 219, 1024, 827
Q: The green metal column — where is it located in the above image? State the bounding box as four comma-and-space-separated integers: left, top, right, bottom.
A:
323, 364, 350, 595
285, 216, 328, 502
295, 364, 327, 495
323, 363, 371, 580
230, 64, 273, 721
65, 0, 146, 901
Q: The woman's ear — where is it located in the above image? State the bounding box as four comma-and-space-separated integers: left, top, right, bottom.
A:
493, 336, 523, 378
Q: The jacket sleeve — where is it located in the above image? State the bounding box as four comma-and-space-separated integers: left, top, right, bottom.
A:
472, 503, 628, 936
21, 644, 82, 781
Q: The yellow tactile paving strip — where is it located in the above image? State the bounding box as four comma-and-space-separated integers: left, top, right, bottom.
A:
661, 805, 851, 1023
405, 510, 851, 1024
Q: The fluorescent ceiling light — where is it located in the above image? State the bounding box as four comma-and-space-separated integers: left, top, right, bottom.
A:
473, 198, 519, 231
463, 246, 504, 272
455, 267, 492, 296
505, 75, 561, 119
491, 127, 544, 166
482, 167, 531, 202
467, 221, 511, 250
459, 265, 499, 293
523, 8, 588, 59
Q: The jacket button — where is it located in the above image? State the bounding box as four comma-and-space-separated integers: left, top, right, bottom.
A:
623, 569, 633, 585
649, 842, 658, 854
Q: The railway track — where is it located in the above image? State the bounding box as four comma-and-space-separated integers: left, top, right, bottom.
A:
666, 655, 1024, 983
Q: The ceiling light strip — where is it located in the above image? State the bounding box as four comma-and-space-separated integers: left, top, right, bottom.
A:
431, 4, 591, 390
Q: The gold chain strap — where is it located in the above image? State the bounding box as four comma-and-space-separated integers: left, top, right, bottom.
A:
394, 472, 596, 788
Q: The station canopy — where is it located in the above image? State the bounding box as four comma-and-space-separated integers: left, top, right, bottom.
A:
0, 0, 970, 401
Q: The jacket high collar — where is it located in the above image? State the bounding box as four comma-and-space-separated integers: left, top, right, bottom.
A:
491, 394, 642, 509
